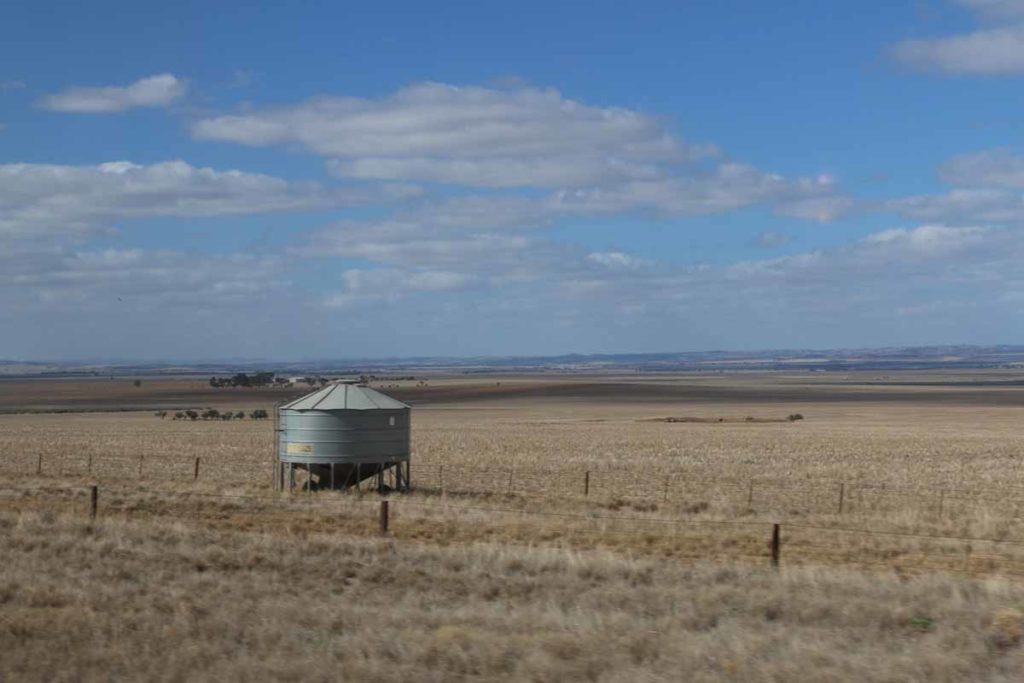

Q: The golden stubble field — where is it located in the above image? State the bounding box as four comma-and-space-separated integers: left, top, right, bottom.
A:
4, 371, 1024, 681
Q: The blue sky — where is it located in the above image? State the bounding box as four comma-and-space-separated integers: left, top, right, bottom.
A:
3, 0, 1024, 360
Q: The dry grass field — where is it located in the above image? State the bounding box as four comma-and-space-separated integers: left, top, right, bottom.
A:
3, 371, 1024, 680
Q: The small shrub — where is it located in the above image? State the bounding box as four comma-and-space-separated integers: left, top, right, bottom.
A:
988, 608, 1023, 649
908, 616, 935, 633
787, 413, 804, 422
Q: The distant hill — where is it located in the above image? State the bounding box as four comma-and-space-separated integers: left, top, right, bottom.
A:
3, 345, 1024, 377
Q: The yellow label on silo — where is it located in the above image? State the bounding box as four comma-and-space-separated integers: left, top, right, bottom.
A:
287, 443, 315, 454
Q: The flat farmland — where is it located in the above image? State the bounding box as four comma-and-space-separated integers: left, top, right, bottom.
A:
5, 371, 1024, 493
0, 376, 307, 413
4, 371, 1024, 681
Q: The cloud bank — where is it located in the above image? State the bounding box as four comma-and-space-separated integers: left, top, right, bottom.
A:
891, 1, 1024, 74
40, 74, 187, 113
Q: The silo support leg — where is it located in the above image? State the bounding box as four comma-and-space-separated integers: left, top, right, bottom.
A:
330, 463, 335, 490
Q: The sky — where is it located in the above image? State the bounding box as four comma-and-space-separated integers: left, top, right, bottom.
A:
3, 0, 1024, 361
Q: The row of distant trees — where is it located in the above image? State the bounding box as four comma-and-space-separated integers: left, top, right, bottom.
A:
208, 372, 277, 388
207, 372, 424, 390
208, 372, 337, 388
155, 409, 269, 421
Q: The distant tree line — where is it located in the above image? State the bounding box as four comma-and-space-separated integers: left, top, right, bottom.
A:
205, 372, 422, 390
208, 372, 276, 388
156, 409, 269, 421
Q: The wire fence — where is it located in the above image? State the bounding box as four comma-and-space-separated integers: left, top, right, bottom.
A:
9, 450, 1024, 520
5, 484, 1024, 579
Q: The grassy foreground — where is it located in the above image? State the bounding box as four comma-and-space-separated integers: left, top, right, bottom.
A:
3, 511, 1024, 682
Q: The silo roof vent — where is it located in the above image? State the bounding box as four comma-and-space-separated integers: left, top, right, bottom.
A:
280, 383, 409, 411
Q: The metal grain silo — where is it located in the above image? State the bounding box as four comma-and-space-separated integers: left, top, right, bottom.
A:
277, 382, 410, 491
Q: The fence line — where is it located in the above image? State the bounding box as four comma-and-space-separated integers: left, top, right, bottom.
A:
12, 451, 1024, 519
6, 484, 1024, 579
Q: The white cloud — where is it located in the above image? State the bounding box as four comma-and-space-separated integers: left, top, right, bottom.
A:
891, 2, 1024, 74
892, 25, 1024, 74
860, 224, 990, 255
193, 81, 848, 220
955, 0, 1024, 20
0, 160, 417, 238
308, 228, 531, 268
728, 225, 997, 286
890, 149, 1024, 222
553, 163, 844, 217
291, 166, 848, 311
40, 74, 187, 113
586, 252, 651, 269
193, 82, 715, 189
0, 246, 286, 312
775, 194, 854, 222
939, 149, 1024, 187
0, 159, 420, 320
324, 267, 474, 309
752, 231, 793, 248
333, 220, 1015, 326
893, 188, 1024, 222
327, 155, 665, 188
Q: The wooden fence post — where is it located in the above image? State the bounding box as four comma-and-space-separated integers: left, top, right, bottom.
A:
379, 500, 389, 535
938, 490, 945, 515
37, 453, 42, 475
584, 470, 590, 497
194, 457, 200, 481
837, 482, 845, 514
770, 523, 781, 568
88, 454, 93, 475
747, 480, 755, 507
439, 465, 444, 495
90, 485, 98, 520
507, 468, 514, 495
138, 454, 143, 478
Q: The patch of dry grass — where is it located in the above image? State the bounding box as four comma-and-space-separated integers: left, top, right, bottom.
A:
4, 510, 1024, 682
4, 372, 1024, 679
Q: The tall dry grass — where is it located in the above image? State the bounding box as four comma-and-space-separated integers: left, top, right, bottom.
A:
5, 375, 1024, 679
3, 510, 1024, 682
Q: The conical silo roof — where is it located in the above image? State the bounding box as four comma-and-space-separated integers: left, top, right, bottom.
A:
280, 383, 409, 411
